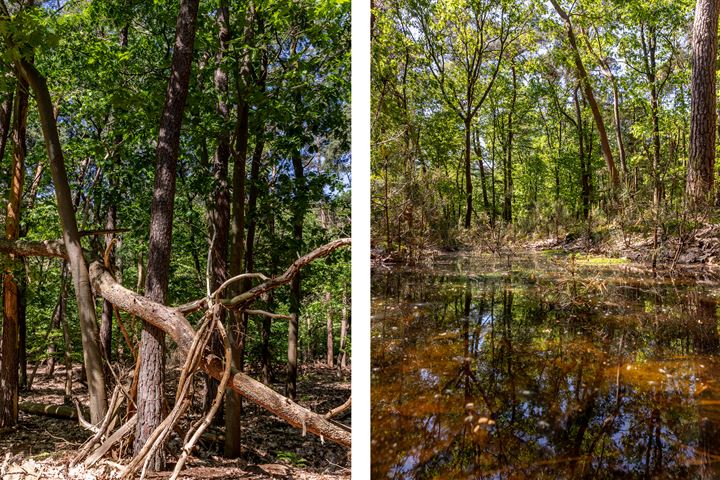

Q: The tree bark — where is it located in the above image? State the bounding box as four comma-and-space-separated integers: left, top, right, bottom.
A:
100, 25, 128, 366
0, 93, 12, 161
687, 0, 720, 207
287, 148, 304, 400
339, 291, 349, 369
15, 59, 108, 424
1, 80, 28, 425
464, 117, 473, 228
550, 0, 620, 189
574, 86, 591, 219
326, 291, 334, 367
135, 0, 200, 470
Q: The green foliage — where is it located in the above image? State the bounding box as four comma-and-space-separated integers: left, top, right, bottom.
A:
0, 0, 350, 379
373, 0, 694, 249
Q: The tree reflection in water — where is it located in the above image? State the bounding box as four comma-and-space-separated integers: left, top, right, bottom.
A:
371, 255, 720, 479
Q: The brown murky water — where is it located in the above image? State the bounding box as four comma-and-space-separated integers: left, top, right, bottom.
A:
371, 254, 720, 479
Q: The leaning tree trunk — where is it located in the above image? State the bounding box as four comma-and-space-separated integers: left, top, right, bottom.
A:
550, 0, 620, 189
135, 0, 200, 470
15, 59, 108, 424
687, 0, 720, 208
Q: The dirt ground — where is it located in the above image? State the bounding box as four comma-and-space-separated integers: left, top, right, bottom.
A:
0, 362, 351, 479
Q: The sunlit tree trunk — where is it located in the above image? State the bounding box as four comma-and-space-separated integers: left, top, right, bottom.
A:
326, 291, 334, 367
134, 0, 200, 469
686, 0, 720, 207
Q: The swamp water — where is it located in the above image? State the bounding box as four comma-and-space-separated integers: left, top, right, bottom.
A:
371, 254, 720, 479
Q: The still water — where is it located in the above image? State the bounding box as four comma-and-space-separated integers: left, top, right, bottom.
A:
371, 254, 720, 479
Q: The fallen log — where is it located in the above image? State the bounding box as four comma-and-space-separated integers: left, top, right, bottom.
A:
19, 402, 77, 420
1, 237, 352, 448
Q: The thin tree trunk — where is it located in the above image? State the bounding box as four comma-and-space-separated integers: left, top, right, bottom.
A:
574, 86, 591, 219
100, 206, 116, 364
339, 291, 349, 369
326, 291, 334, 367
473, 129, 490, 213
0, 93, 12, 161
47, 264, 69, 377
687, 0, 720, 207
464, 116, 472, 228
134, 0, 200, 470
60, 266, 72, 399
100, 25, 128, 367
287, 149, 304, 400
502, 65, 517, 224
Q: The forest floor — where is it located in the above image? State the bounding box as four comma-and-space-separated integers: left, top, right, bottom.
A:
373, 222, 720, 276
526, 222, 720, 271
0, 362, 350, 479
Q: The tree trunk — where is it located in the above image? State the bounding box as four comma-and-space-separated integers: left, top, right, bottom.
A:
574, 86, 591, 219
287, 149, 304, 400
502, 66, 517, 224
326, 291, 334, 367
100, 206, 116, 364
464, 116, 472, 228
473, 129, 490, 213
14, 59, 109, 424
339, 291, 349, 369
47, 264, 69, 377
687, 0, 720, 207
0, 93, 12, 161
100, 26, 128, 366
134, 0, 200, 470
550, 0, 620, 189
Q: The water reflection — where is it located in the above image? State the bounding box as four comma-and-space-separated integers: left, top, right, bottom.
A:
371, 256, 720, 479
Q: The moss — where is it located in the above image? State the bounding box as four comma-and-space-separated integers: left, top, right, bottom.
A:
575, 255, 629, 265
541, 249, 566, 256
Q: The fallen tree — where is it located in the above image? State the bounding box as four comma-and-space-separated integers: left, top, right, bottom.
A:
0, 238, 352, 448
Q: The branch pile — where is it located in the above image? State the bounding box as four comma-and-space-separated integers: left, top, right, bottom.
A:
0, 237, 351, 476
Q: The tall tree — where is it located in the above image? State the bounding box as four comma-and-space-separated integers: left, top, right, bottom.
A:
686, 0, 720, 207
409, 0, 511, 228
0, 80, 25, 427
134, 0, 200, 470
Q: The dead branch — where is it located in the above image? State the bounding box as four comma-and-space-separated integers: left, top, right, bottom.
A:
73, 398, 99, 433
171, 310, 232, 480
0, 237, 352, 448
72, 385, 124, 467
223, 238, 351, 308
19, 402, 77, 420
84, 415, 137, 468
246, 309, 292, 320
325, 396, 352, 419
212, 272, 269, 300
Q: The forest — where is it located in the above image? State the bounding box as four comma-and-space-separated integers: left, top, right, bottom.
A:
372, 0, 720, 263
371, 0, 720, 477
0, 0, 351, 478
